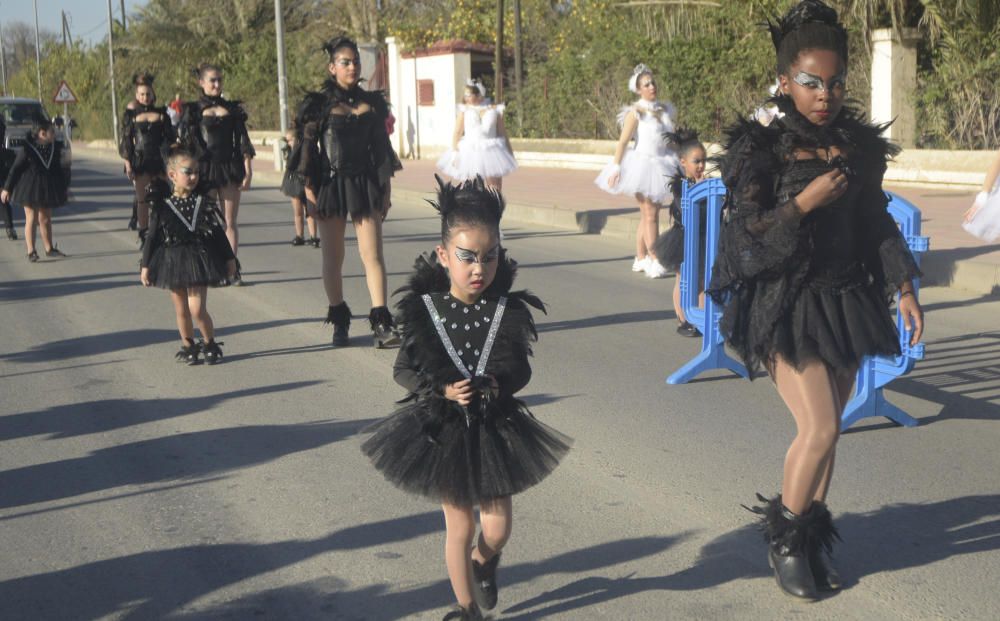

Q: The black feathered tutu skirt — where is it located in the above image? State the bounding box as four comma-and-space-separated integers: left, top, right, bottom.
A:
361, 395, 572, 505
315, 170, 384, 221
145, 243, 231, 289
199, 157, 246, 189
653, 226, 686, 272
12, 168, 68, 208
281, 169, 306, 200
719, 272, 901, 374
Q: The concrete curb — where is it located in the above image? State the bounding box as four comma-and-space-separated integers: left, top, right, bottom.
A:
72, 144, 998, 296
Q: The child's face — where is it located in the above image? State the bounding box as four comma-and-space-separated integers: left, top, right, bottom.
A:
35, 128, 54, 144
779, 49, 845, 127
437, 226, 500, 302
168, 158, 199, 192
681, 146, 706, 181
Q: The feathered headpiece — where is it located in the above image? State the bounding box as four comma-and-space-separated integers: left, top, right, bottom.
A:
323, 35, 359, 59
628, 63, 653, 94
766, 0, 846, 54
428, 175, 505, 224
465, 79, 486, 97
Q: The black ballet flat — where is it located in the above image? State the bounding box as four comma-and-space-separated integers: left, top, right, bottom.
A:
201, 340, 224, 365
5, 227, 16, 241
676, 321, 701, 338
175, 339, 201, 366
27, 250, 39, 263
127, 215, 138, 231
46, 247, 67, 258
309, 236, 320, 248
291, 236, 305, 246
442, 603, 483, 621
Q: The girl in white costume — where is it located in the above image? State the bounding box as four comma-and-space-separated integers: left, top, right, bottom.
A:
437, 80, 517, 191
963, 148, 1000, 242
595, 64, 680, 278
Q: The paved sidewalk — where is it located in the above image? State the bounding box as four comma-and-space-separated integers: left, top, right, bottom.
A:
73, 145, 1000, 296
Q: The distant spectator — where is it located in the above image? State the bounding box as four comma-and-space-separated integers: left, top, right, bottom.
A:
168, 93, 183, 127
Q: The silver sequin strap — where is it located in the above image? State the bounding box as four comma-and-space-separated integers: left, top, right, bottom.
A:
475, 296, 506, 377
28, 143, 55, 169
164, 195, 203, 233
422, 294, 473, 379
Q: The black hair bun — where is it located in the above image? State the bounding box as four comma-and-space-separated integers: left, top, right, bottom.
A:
768, 0, 840, 52
429, 174, 505, 223
133, 72, 155, 87
323, 35, 358, 57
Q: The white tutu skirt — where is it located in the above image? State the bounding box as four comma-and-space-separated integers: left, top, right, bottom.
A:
594, 150, 678, 205
437, 137, 517, 180
963, 189, 1000, 242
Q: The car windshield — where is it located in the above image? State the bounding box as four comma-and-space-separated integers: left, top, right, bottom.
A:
0, 102, 49, 125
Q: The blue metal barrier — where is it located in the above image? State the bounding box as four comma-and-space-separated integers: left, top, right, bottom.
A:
840, 192, 929, 430
666, 184, 928, 430
666, 179, 748, 384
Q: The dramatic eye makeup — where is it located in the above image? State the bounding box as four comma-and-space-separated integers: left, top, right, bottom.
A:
455, 245, 500, 264
179, 167, 197, 176
792, 71, 846, 92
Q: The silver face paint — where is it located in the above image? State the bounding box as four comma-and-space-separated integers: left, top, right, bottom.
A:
455, 245, 500, 265
792, 71, 846, 93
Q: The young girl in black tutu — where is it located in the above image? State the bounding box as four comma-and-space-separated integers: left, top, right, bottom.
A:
653, 128, 708, 337
1, 118, 70, 262
708, 0, 924, 600
280, 127, 318, 247
141, 147, 236, 365
361, 177, 572, 621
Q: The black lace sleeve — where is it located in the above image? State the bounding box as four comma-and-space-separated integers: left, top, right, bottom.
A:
2, 147, 28, 192
232, 104, 256, 159
393, 339, 440, 397
718, 133, 804, 282
294, 93, 326, 190
859, 159, 921, 298
204, 196, 236, 261
365, 91, 402, 186
118, 110, 135, 161
141, 205, 162, 268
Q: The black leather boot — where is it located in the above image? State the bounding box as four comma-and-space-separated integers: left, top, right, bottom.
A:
325, 302, 351, 347
748, 493, 819, 600
175, 338, 200, 365
471, 546, 501, 611
5, 227, 16, 241
805, 501, 842, 591
369, 306, 401, 349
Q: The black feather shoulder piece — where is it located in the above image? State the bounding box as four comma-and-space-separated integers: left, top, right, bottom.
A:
320, 79, 389, 119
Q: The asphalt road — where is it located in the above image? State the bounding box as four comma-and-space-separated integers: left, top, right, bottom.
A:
1, 156, 999, 621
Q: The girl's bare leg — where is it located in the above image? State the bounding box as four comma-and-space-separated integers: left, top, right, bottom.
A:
353, 215, 388, 307
134, 172, 154, 230
38, 208, 54, 252
307, 212, 318, 239
672, 278, 687, 324
318, 216, 347, 304
169, 288, 195, 343
218, 183, 241, 256
472, 496, 512, 565
812, 368, 856, 503
771, 355, 843, 515
23, 206, 38, 253
442, 502, 477, 609
292, 197, 305, 238
186, 286, 214, 342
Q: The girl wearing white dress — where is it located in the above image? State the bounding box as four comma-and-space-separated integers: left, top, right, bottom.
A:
595, 64, 680, 278
437, 80, 517, 191
963, 148, 1000, 242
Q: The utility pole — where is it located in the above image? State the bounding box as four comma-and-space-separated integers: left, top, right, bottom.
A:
62, 11, 68, 47
513, 0, 523, 136
274, 0, 289, 135
120, 0, 127, 30
61, 11, 71, 130
0, 13, 8, 96
33, 0, 42, 100
107, 0, 119, 143
494, 0, 504, 103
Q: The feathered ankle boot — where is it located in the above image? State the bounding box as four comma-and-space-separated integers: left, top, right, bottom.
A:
325, 302, 351, 347
749, 493, 819, 600
368, 306, 401, 349
805, 501, 842, 591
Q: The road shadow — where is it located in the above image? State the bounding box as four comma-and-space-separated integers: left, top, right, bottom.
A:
1, 318, 306, 363
0, 271, 136, 303
0, 381, 322, 441
575, 208, 639, 234
0, 510, 442, 621
518, 255, 634, 270
538, 309, 675, 333
0, 417, 376, 510
887, 331, 1000, 424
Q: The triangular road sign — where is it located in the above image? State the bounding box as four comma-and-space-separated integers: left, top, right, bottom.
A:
53, 80, 78, 104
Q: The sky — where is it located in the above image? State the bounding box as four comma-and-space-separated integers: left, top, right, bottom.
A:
1, 0, 148, 45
